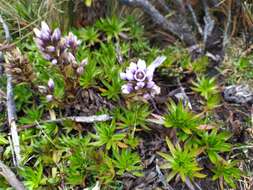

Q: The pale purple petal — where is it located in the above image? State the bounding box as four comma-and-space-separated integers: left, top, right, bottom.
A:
121, 84, 133, 94
146, 68, 154, 81
34, 38, 44, 47
40, 31, 50, 41
148, 56, 166, 70
137, 59, 146, 70
66, 32, 80, 49
136, 81, 145, 88
128, 62, 137, 73
126, 70, 134, 80
143, 93, 151, 100
146, 81, 155, 88
120, 72, 127, 80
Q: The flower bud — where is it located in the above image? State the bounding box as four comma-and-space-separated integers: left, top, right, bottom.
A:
46, 94, 53, 102
47, 78, 55, 91
80, 58, 88, 67
41, 21, 51, 34
46, 46, 56, 52
41, 53, 51, 60
33, 28, 41, 38
51, 28, 61, 42
76, 67, 84, 75
51, 59, 57, 65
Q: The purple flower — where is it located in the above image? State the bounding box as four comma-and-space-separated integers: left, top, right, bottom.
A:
120, 56, 166, 99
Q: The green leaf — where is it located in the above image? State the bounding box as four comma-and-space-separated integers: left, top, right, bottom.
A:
0, 134, 9, 145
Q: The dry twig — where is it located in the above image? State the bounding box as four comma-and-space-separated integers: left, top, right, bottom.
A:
0, 160, 25, 190
20, 114, 112, 131
0, 14, 21, 166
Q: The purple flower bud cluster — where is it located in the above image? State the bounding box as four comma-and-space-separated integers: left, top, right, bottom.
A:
120, 56, 166, 99
34, 21, 81, 66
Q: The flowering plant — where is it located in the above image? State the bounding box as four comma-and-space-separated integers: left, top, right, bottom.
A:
120, 56, 166, 99
34, 21, 88, 103
34, 21, 86, 75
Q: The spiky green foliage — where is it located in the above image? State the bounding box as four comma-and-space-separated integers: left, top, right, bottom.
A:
78, 26, 100, 47
192, 76, 219, 100
164, 101, 201, 139
198, 129, 232, 164
212, 159, 241, 188
96, 16, 126, 41
19, 164, 45, 190
115, 103, 150, 130
158, 137, 206, 182
112, 149, 143, 176
90, 121, 126, 151
192, 76, 220, 111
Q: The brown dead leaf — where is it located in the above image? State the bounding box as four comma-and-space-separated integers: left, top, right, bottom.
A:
117, 141, 128, 148
197, 124, 216, 130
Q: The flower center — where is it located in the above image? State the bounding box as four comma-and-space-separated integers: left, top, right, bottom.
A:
134, 70, 146, 82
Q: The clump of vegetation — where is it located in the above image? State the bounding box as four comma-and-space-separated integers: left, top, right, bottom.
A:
0, 3, 250, 189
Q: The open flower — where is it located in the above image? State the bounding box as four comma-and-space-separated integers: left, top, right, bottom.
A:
120, 56, 166, 99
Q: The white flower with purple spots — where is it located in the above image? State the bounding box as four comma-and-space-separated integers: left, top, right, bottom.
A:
120, 56, 166, 99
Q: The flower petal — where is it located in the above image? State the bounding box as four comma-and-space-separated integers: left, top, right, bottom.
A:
121, 84, 133, 94
143, 93, 151, 100
120, 72, 127, 80
137, 59, 146, 70
129, 62, 137, 73
151, 85, 161, 96
126, 70, 134, 80
136, 81, 145, 89
146, 81, 155, 88
148, 56, 166, 70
